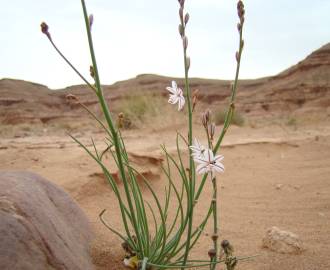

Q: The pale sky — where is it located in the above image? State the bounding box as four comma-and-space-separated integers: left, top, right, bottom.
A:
1, 0, 329, 89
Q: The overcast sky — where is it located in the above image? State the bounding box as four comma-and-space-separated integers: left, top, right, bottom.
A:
1, 0, 329, 89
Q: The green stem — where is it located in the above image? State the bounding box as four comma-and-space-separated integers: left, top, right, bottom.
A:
210, 174, 218, 270
180, 11, 195, 269
46, 37, 96, 92
80, 0, 145, 256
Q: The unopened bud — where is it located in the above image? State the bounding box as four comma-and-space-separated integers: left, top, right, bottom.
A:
240, 39, 245, 49
184, 13, 190, 25
90, 65, 95, 78
208, 248, 216, 259
186, 56, 190, 70
183, 36, 188, 50
40, 22, 51, 40
89, 14, 94, 28
235, 51, 239, 62
209, 123, 216, 140
178, 24, 184, 37
202, 110, 211, 128
192, 89, 198, 112
237, 1, 245, 20
179, 7, 184, 20
178, 0, 185, 7
237, 23, 241, 32
221, 239, 234, 255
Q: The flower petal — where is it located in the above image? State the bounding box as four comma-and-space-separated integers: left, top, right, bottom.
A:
168, 95, 178, 104
178, 96, 185, 111
166, 86, 177, 94
196, 163, 209, 174
171, 80, 178, 89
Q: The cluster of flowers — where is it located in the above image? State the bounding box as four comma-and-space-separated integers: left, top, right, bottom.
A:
166, 81, 225, 175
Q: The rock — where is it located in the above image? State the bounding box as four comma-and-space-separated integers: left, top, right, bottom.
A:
0, 171, 95, 270
262, 226, 303, 254
275, 184, 283, 190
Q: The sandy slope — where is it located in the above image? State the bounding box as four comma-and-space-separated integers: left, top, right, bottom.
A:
1, 121, 329, 270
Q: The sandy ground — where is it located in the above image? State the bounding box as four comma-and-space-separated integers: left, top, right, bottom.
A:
1, 121, 330, 270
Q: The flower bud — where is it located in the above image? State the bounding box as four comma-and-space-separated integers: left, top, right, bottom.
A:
89, 14, 94, 28
208, 248, 216, 259
221, 239, 229, 249
184, 13, 190, 25
237, 23, 241, 32
192, 89, 198, 112
90, 65, 95, 78
240, 39, 245, 49
186, 56, 190, 70
40, 22, 51, 40
202, 110, 211, 128
179, 7, 184, 20
235, 51, 239, 62
178, 24, 184, 37
209, 123, 216, 140
183, 36, 188, 50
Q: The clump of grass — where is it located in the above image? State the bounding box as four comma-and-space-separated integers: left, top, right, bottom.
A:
214, 108, 245, 126
40, 0, 250, 269
116, 94, 165, 128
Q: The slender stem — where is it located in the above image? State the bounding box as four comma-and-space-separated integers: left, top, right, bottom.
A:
179, 5, 195, 268
47, 38, 96, 92
80, 0, 145, 256
210, 174, 218, 270
213, 20, 244, 153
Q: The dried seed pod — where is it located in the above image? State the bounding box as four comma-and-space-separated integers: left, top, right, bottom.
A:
211, 233, 219, 241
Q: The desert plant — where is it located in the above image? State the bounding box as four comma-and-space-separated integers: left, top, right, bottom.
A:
41, 0, 252, 269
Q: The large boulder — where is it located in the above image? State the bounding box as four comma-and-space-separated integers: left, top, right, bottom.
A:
0, 171, 95, 270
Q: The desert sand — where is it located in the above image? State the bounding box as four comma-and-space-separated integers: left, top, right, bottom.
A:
0, 44, 330, 269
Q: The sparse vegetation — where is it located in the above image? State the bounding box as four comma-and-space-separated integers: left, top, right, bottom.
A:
214, 108, 245, 126
287, 117, 297, 126
117, 94, 164, 124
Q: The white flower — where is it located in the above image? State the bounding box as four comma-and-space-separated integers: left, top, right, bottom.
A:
190, 138, 206, 160
193, 148, 225, 175
166, 80, 185, 111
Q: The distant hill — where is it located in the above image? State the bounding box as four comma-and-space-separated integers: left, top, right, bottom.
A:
1, 43, 329, 125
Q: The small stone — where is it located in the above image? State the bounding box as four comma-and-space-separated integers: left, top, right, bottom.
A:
275, 184, 283, 190
262, 226, 304, 254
